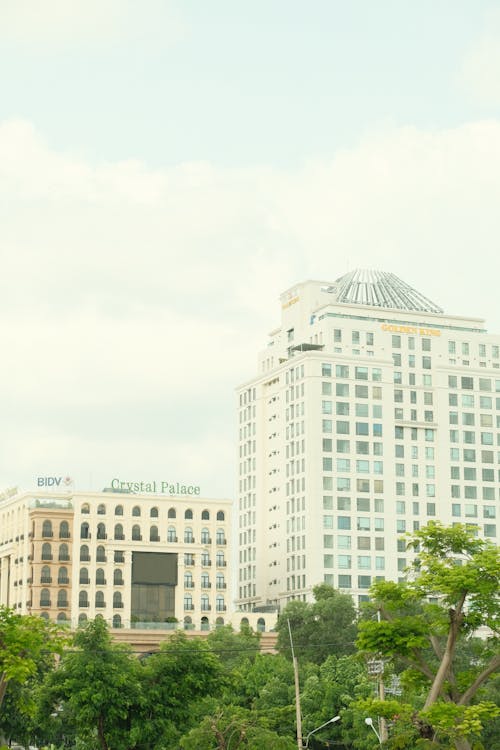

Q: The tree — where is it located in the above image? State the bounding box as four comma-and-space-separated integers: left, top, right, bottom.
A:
206, 624, 260, 671
178, 706, 297, 750
276, 584, 357, 664
132, 629, 224, 749
357, 523, 500, 750
41, 617, 143, 750
0, 606, 64, 709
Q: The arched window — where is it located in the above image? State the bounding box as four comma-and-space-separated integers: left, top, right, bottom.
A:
57, 612, 67, 622
184, 509, 193, 520
113, 569, 123, 585
216, 510, 225, 521
200, 616, 209, 631
216, 617, 224, 628
40, 588, 50, 607
113, 591, 123, 608
80, 522, 90, 539
168, 508, 176, 519
184, 594, 193, 610
112, 614, 122, 628
216, 529, 226, 545
80, 544, 90, 562
40, 611, 49, 620
184, 616, 193, 630
96, 568, 106, 585
40, 565, 51, 584
201, 572, 210, 589
81, 503, 90, 514
184, 572, 193, 588
216, 552, 225, 567
216, 596, 225, 612
150, 507, 158, 518
59, 520, 70, 539
79, 590, 89, 607
184, 527, 194, 543
167, 526, 177, 543
150, 525, 159, 542
58, 566, 68, 584
95, 591, 105, 608
201, 594, 210, 612
132, 525, 142, 541
58, 543, 69, 561
201, 510, 210, 521
201, 551, 210, 566
201, 528, 210, 544
240, 617, 249, 628
78, 613, 88, 624
115, 505, 123, 516
97, 523, 106, 540
96, 546, 106, 562
114, 523, 124, 540
41, 542, 52, 560
216, 574, 225, 590
257, 617, 266, 633
42, 520, 53, 538
79, 567, 89, 584
97, 504, 106, 515
132, 506, 141, 517
57, 590, 68, 608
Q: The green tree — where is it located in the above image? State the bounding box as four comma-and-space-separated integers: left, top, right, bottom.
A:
276, 584, 357, 664
41, 617, 143, 750
0, 606, 64, 709
357, 523, 500, 750
206, 624, 260, 671
178, 706, 297, 750
132, 630, 224, 749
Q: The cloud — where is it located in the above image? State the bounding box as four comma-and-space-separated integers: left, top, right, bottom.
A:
0, 0, 185, 48
460, 9, 500, 106
2, 117, 500, 495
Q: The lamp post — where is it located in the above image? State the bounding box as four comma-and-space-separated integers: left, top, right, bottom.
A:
364, 717, 381, 744
303, 715, 340, 749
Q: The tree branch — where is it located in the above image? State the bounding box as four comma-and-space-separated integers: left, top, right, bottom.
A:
458, 652, 500, 706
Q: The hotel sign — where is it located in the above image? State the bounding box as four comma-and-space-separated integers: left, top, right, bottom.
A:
110, 478, 201, 496
381, 324, 441, 337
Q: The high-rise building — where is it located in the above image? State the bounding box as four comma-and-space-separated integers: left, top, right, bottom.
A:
236, 269, 499, 610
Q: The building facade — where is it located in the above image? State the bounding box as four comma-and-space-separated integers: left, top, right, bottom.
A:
236, 269, 499, 611
0, 487, 241, 631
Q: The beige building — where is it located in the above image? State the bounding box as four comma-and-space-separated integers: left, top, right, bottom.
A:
0, 487, 273, 632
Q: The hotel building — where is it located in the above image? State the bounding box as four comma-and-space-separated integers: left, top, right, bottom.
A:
0, 487, 252, 631
236, 269, 499, 610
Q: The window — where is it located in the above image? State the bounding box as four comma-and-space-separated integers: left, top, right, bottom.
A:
322, 363, 332, 377
336, 383, 349, 397
337, 517, 351, 530
115, 505, 123, 516
168, 508, 176, 519
336, 402, 349, 415
184, 527, 194, 543
338, 555, 351, 569
132, 506, 141, 517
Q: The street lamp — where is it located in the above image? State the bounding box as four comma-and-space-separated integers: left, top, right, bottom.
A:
303, 715, 340, 748
364, 717, 381, 744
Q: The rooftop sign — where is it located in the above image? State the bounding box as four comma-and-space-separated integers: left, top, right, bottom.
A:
110, 478, 201, 496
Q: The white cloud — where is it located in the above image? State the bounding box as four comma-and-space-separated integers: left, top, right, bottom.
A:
0, 0, 184, 48
2, 117, 500, 495
460, 9, 500, 106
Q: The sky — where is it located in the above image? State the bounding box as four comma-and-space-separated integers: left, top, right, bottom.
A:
2, 0, 500, 498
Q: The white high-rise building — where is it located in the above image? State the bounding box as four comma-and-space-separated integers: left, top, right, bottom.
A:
236, 270, 499, 611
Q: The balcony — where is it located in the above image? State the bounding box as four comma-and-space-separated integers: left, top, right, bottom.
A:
96, 556, 107, 563
58, 577, 70, 585
114, 580, 124, 586
114, 554, 125, 563
113, 602, 124, 609
201, 537, 212, 545
80, 555, 91, 562
115, 534, 125, 541
131, 536, 142, 542
40, 600, 51, 607
201, 605, 212, 612
57, 601, 68, 609
216, 583, 227, 590
184, 538, 195, 544
96, 579, 107, 586
216, 539, 227, 546
150, 536, 160, 542
95, 602, 106, 608
79, 578, 90, 585
167, 536, 178, 543
216, 605, 227, 612
59, 532, 71, 539
40, 576, 52, 584
184, 581, 195, 588
41, 554, 53, 561
79, 601, 89, 608
58, 554, 70, 562
42, 531, 53, 538
202, 582, 212, 589
217, 560, 227, 567
184, 603, 194, 611
201, 560, 212, 567
96, 533, 107, 540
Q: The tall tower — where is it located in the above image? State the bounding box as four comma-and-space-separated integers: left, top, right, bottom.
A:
236, 270, 498, 611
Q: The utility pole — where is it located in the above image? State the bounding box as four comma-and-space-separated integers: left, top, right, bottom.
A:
287, 619, 303, 749
377, 610, 388, 744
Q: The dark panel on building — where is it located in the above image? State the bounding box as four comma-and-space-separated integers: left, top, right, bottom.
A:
132, 552, 178, 585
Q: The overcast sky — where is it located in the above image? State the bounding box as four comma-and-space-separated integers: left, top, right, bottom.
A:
2, 1, 500, 498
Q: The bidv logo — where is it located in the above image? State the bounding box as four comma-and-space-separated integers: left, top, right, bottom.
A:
37, 476, 73, 488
